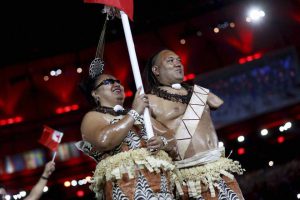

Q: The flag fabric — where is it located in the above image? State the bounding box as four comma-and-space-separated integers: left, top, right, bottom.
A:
39, 126, 63, 152
84, 0, 134, 20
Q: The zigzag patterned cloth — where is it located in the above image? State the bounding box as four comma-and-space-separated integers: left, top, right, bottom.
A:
217, 180, 240, 200
192, 179, 240, 200
112, 183, 129, 200
111, 173, 173, 200
134, 173, 156, 199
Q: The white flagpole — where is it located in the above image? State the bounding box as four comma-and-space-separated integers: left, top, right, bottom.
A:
120, 11, 154, 139
52, 152, 57, 162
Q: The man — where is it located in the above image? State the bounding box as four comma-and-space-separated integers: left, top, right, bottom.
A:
0, 161, 55, 200
144, 49, 244, 199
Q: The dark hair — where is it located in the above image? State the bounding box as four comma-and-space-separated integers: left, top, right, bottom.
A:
143, 49, 167, 92
79, 76, 98, 106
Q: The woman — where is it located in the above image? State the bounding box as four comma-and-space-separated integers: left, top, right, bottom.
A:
77, 73, 178, 199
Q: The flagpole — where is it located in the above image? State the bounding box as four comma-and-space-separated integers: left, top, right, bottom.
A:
52, 152, 57, 162
120, 11, 154, 139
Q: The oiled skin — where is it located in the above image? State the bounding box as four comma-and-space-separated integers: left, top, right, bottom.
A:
149, 87, 223, 159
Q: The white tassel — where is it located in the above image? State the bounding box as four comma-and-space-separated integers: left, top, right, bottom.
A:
126, 166, 134, 179
144, 163, 154, 172
207, 176, 216, 197
220, 169, 234, 180
175, 180, 184, 196
195, 180, 202, 198
111, 168, 121, 179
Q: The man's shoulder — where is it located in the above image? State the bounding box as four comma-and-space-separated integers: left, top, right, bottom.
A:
193, 84, 210, 93
147, 93, 163, 105
147, 93, 157, 98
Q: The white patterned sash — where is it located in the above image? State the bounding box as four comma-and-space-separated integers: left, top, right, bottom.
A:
175, 85, 209, 159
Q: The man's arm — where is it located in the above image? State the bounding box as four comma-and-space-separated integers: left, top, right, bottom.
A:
207, 92, 224, 110
24, 161, 55, 200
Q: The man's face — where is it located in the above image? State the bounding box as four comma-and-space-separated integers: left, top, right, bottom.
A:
153, 50, 184, 85
92, 74, 125, 106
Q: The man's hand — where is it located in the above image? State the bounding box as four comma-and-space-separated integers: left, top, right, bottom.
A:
147, 136, 164, 152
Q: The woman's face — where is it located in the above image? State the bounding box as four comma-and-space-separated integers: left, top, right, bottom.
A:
92, 74, 125, 107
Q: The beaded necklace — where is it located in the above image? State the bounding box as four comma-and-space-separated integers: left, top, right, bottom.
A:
95, 106, 128, 116
151, 84, 193, 104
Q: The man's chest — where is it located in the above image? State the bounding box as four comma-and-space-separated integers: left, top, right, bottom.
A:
153, 99, 187, 121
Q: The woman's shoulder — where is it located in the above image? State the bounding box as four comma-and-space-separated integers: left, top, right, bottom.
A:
81, 111, 110, 133
84, 109, 118, 120
83, 110, 104, 117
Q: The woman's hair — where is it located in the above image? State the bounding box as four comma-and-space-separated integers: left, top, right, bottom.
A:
79, 76, 98, 106
143, 49, 167, 92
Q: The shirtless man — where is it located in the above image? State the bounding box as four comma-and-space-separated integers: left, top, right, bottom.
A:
144, 49, 244, 200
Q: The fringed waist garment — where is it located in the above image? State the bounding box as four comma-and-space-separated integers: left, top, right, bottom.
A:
174, 148, 245, 199
90, 148, 177, 200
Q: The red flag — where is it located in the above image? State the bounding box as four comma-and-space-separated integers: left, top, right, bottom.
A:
39, 126, 63, 152
84, 0, 134, 21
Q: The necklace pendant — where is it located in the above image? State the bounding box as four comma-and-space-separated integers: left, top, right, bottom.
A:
96, 106, 127, 116
171, 83, 182, 90
113, 105, 125, 112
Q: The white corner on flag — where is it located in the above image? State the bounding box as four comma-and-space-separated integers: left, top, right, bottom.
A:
52, 131, 63, 143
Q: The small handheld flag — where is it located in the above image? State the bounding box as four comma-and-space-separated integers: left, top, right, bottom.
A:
39, 126, 63, 160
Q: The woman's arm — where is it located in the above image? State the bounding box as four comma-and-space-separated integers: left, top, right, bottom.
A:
81, 88, 149, 152
81, 111, 136, 151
